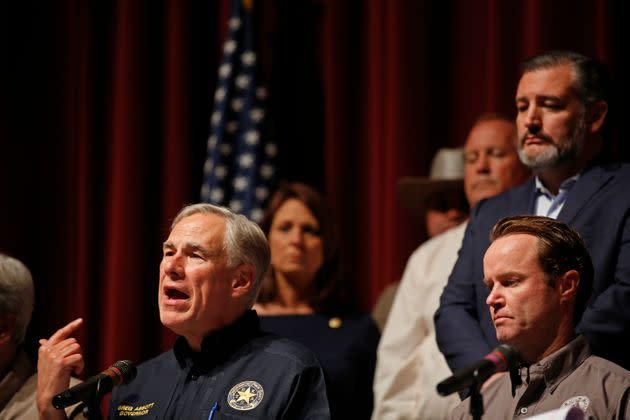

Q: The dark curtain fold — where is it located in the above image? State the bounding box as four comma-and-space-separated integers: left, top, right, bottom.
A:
1, 0, 627, 376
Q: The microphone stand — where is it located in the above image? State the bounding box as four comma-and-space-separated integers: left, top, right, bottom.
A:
468, 369, 484, 420
72, 377, 111, 420
80, 399, 102, 420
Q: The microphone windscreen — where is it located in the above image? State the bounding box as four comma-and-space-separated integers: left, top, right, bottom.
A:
492, 344, 519, 371
110, 360, 137, 385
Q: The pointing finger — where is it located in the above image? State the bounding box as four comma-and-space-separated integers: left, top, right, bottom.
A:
45, 318, 83, 345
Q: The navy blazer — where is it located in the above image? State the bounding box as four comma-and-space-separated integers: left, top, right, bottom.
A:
435, 160, 630, 373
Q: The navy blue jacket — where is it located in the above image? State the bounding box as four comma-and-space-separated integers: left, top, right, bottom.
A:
109, 311, 330, 419
260, 312, 379, 420
435, 160, 630, 373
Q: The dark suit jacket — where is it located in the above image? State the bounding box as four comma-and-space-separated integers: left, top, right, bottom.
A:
435, 160, 630, 373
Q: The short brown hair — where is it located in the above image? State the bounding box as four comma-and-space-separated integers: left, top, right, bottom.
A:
490, 215, 593, 324
258, 182, 347, 312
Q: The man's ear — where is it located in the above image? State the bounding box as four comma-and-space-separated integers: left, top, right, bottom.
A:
0, 314, 17, 346
587, 100, 608, 134
558, 270, 580, 304
231, 263, 255, 299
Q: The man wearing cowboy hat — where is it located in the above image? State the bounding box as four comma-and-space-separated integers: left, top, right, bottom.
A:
371, 147, 469, 331
372, 113, 531, 420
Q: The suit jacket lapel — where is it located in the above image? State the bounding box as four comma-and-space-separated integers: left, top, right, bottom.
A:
513, 178, 537, 214
524, 178, 537, 214
557, 163, 616, 224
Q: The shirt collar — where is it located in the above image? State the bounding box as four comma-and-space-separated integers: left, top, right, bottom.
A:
173, 310, 262, 372
511, 335, 591, 393
535, 173, 580, 198
0, 349, 35, 408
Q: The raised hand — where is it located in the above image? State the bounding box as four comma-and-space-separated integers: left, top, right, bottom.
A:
37, 318, 85, 420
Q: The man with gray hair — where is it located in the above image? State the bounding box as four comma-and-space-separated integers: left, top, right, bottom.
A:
38, 204, 330, 419
0, 253, 36, 417
1, 254, 81, 419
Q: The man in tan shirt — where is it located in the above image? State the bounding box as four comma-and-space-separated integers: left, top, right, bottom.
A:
450, 216, 630, 419
0, 253, 80, 419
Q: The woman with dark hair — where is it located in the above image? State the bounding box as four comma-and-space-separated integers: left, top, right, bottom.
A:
254, 182, 379, 420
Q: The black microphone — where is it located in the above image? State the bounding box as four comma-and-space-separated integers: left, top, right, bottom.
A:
436, 344, 519, 396
52, 360, 137, 409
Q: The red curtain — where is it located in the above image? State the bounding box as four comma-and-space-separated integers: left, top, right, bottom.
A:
1, 0, 626, 377
320, 0, 624, 306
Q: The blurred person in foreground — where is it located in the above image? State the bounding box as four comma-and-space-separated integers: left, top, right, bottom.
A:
0, 253, 79, 419
372, 114, 531, 419
435, 50, 630, 380
37, 204, 330, 419
0, 253, 37, 419
254, 182, 380, 420
450, 216, 630, 419
372, 147, 469, 332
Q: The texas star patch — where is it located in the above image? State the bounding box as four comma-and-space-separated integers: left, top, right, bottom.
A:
562, 395, 590, 412
227, 380, 264, 411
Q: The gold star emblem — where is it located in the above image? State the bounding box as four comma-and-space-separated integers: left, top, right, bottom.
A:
228, 380, 264, 410
328, 317, 342, 329
236, 386, 256, 403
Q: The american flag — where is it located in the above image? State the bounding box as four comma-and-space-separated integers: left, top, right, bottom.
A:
201, 0, 277, 223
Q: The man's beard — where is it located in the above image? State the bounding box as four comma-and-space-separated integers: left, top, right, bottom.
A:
518, 115, 586, 169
